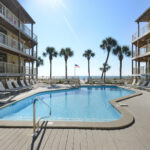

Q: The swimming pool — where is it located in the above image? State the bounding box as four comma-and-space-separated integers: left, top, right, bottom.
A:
0, 86, 135, 122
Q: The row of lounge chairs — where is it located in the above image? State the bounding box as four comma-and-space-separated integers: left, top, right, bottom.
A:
125, 79, 150, 91
0, 79, 37, 98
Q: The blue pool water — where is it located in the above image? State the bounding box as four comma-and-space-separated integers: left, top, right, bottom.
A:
0, 86, 135, 122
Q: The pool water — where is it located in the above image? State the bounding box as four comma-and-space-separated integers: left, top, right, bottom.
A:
0, 86, 135, 122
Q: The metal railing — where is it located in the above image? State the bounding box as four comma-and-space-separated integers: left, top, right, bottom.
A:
0, 32, 37, 58
133, 68, 138, 74
33, 97, 51, 136
25, 67, 36, 75
133, 67, 150, 75
0, 61, 24, 74
132, 44, 150, 58
0, 1, 37, 42
132, 22, 150, 41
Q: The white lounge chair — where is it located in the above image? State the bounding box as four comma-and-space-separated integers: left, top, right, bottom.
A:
31, 79, 35, 85
136, 81, 147, 89
0, 82, 10, 98
20, 80, 32, 89
0, 81, 16, 94
141, 81, 150, 91
25, 80, 32, 87
132, 79, 136, 86
6, 80, 23, 93
13, 80, 27, 91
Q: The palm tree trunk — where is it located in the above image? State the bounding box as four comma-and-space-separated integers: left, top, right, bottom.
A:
65, 60, 67, 80
101, 50, 110, 80
104, 72, 106, 82
50, 59, 52, 79
88, 59, 90, 80
120, 59, 122, 79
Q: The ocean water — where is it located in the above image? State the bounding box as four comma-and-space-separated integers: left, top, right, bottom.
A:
0, 86, 135, 122
52, 76, 132, 80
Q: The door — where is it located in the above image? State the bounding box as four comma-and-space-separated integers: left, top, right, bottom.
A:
0, 52, 7, 73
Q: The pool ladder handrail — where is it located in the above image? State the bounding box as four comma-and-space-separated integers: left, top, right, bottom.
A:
33, 97, 51, 136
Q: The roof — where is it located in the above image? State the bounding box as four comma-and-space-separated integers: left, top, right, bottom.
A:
0, 0, 35, 24
136, 7, 150, 22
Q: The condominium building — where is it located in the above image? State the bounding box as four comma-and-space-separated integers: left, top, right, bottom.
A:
132, 8, 150, 79
0, 0, 38, 83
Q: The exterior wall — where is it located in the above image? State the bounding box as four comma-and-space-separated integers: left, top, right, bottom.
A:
0, 0, 38, 81
0, 49, 25, 65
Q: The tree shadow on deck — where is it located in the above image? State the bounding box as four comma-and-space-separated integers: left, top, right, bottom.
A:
30, 121, 48, 150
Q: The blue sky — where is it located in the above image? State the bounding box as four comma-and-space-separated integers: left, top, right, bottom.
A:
19, 0, 150, 77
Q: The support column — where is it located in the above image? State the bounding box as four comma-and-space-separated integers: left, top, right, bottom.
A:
32, 61, 34, 79
29, 61, 31, 81
31, 23, 34, 79
36, 44, 38, 80
132, 44, 133, 75
18, 8, 21, 82
137, 22, 140, 77
146, 61, 148, 80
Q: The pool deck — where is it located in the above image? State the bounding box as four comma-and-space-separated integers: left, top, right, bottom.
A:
0, 89, 149, 149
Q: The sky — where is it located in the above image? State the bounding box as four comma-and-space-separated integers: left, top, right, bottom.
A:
19, 0, 150, 77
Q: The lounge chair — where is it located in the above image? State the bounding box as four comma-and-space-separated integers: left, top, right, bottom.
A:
135, 80, 141, 87
13, 80, 27, 92
0, 81, 16, 94
31, 79, 35, 85
141, 81, 150, 91
20, 80, 32, 89
0, 91, 11, 98
25, 80, 32, 87
131, 79, 136, 86
136, 81, 147, 89
6, 80, 23, 93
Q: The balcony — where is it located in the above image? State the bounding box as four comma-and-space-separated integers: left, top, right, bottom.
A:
0, 62, 37, 76
132, 44, 150, 59
0, 2, 37, 42
0, 32, 37, 59
25, 67, 36, 75
132, 22, 150, 42
133, 66, 150, 75
0, 61, 24, 76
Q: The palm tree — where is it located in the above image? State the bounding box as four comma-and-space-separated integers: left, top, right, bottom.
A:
83, 49, 95, 80
43, 47, 58, 79
100, 63, 111, 82
37, 57, 44, 67
113, 45, 131, 79
36, 56, 44, 79
59, 48, 74, 80
100, 37, 117, 80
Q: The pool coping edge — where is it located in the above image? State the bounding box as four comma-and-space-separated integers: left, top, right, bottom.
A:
0, 85, 143, 130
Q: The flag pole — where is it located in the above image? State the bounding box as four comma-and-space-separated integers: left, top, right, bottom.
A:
74, 66, 76, 78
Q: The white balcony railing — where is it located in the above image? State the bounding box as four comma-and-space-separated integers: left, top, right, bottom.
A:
0, 62, 37, 75
132, 22, 150, 41
0, 32, 36, 58
133, 44, 150, 58
0, 2, 37, 42
133, 67, 150, 75
133, 68, 138, 74
0, 62, 25, 74
25, 67, 36, 75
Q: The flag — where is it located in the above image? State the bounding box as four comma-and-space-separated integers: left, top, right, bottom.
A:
75, 64, 80, 68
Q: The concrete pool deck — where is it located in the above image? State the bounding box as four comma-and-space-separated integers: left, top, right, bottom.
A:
0, 84, 142, 129
0, 89, 149, 149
